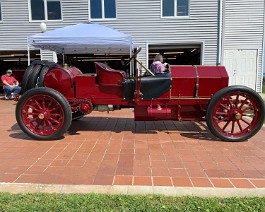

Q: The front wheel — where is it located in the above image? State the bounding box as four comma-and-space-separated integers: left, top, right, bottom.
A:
206, 86, 265, 142
16, 87, 72, 140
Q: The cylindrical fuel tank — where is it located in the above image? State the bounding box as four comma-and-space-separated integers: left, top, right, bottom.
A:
44, 66, 82, 95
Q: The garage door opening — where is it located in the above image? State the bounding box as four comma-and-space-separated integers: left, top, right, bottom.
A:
148, 44, 201, 66
0, 50, 40, 75
0, 50, 40, 93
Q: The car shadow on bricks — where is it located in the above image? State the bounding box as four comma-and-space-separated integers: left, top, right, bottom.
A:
8, 117, 224, 142
9, 124, 65, 141
67, 117, 217, 140
179, 132, 220, 142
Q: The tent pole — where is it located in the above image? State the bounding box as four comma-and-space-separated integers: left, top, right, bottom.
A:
27, 38, 31, 66
130, 42, 133, 77
62, 49, 65, 64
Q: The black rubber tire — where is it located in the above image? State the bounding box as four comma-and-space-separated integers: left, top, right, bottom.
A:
21, 60, 49, 94
21, 62, 37, 94
16, 87, 72, 140
27, 64, 43, 90
38, 62, 59, 87
206, 85, 265, 142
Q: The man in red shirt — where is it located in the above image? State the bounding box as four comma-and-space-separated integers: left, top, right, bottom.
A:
1, 69, 21, 99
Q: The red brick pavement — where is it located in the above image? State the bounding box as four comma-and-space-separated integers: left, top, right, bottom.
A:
0, 98, 265, 188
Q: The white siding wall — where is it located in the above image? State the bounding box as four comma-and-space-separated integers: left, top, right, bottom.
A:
0, 0, 89, 50
0, 0, 219, 66
91, 0, 219, 65
0, 0, 264, 91
223, 0, 265, 92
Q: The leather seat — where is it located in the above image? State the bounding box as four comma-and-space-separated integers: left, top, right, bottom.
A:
95, 62, 125, 86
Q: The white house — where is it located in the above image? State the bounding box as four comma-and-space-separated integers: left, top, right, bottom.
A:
0, 0, 264, 91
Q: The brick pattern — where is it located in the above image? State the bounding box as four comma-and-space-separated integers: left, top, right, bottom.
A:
0, 98, 265, 188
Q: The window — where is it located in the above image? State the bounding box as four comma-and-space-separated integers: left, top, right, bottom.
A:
90, 0, 116, 19
30, 0, 62, 21
0, 1, 2, 21
162, 0, 189, 17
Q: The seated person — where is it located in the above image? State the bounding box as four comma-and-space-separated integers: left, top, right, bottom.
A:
1, 69, 21, 99
150, 54, 165, 75
120, 59, 129, 77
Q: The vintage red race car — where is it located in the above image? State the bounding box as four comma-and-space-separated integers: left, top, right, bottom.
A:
15, 49, 265, 141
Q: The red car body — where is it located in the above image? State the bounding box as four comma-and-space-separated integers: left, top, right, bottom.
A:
15, 59, 264, 141
44, 63, 228, 121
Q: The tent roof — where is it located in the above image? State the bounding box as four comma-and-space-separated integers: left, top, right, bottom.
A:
28, 23, 132, 54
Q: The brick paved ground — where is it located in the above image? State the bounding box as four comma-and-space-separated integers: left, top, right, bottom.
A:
0, 97, 265, 189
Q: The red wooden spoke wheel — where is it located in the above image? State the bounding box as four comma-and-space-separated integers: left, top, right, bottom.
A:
16, 87, 72, 140
206, 86, 265, 141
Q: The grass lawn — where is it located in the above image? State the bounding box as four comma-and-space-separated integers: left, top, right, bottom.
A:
0, 193, 265, 211
263, 83, 265, 93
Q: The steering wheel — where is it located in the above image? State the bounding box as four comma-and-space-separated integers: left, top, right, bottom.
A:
126, 47, 142, 66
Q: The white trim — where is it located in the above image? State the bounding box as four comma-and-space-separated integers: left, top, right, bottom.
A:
160, 16, 190, 20
89, 0, 117, 20
27, 38, 30, 66
89, 18, 117, 21
44, 0, 48, 21
40, 49, 43, 61
220, 0, 225, 65
0, 1, 2, 22
256, 49, 260, 92
146, 42, 149, 68
261, 0, 265, 93
174, 0, 177, 17
101, 0, 104, 19
217, 0, 223, 65
28, 0, 63, 22
160, 0, 190, 19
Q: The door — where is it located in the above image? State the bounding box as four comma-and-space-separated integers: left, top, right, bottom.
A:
223, 49, 257, 90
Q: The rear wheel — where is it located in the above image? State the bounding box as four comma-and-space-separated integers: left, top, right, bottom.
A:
21, 62, 38, 94
27, 64, 43, 89
16, 87, 72, 140
38, 62, 59, 87
206, 86, 265, 141
21, 60, 48, 93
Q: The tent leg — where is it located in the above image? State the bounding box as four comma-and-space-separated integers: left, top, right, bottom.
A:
40, 49, 43, 61
27, 44, 31, 66
130, 42, 133, 77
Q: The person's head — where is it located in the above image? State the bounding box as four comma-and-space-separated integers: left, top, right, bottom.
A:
6, 69, 12, 76
154, 54, 163, 63
121, 59, 125, 65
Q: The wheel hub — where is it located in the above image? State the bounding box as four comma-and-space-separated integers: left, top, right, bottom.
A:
38, 111, 49, 120
38, 113, 45, 119
235, 113, 242, 120
228, 109, 242, 121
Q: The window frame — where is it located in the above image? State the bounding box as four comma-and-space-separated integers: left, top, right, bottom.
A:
89, 0, 117, 21
28, 0, 63, 22
0, 1, 2, 22
161, 0, 190, 19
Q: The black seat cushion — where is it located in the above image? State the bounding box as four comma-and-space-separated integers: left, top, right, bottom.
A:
123, 79, 136, 100
140, 72, 172, 100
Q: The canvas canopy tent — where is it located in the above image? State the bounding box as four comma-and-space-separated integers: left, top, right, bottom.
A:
27, 23, 133, 54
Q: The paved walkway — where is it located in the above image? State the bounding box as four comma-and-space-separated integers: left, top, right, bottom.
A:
0, 97, 265, 194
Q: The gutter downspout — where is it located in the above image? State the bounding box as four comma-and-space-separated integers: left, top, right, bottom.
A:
217, 0, 223, 65
261, 1, 265, 92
